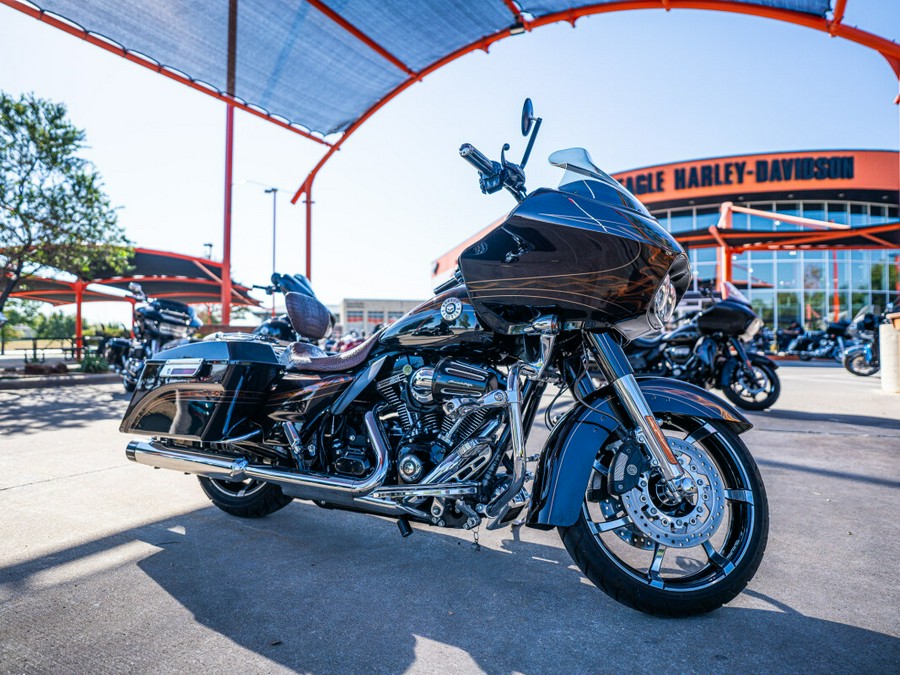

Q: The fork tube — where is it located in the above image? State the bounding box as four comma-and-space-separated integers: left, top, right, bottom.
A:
586, 332, 685, 483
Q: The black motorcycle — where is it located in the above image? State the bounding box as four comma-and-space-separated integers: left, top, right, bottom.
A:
625, 286, 780, 411
252, 273, 330, 344
842, 303, 894, 376
106, 282, 202, 391
786, 319, 853, 362
119, 101, 767, 617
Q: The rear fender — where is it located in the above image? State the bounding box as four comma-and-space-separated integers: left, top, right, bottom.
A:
526, 377, 751, 529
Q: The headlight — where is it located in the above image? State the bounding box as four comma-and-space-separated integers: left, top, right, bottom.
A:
650, 274, 678, 329
741, 317, 764, 342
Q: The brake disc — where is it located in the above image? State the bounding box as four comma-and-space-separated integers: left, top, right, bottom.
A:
619, 437, 725, 548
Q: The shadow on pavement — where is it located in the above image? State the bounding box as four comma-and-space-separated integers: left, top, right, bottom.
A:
3, 502, 897, 673
0, 385, 130, 435
750, 408, 900, 431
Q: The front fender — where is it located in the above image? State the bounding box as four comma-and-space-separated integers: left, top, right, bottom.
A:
526, 377, 751, 530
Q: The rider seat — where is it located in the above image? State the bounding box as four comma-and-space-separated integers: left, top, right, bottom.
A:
630, 334, 664, 349
284, 291, 379, 373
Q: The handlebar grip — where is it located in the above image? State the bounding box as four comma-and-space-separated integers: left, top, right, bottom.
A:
459, 143, 495, 174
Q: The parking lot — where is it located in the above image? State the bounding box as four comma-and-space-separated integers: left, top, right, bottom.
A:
1, 363, 898, 673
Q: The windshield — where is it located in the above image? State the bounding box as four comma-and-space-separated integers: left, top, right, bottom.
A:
550, 147, 651, 216
722, 282, 751, 307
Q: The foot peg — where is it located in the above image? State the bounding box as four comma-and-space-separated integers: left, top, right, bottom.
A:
397, 516, 413, 538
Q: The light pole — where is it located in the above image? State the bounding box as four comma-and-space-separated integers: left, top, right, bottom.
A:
264, 187, 278, 317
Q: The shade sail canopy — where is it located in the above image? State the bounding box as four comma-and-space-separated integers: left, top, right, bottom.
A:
676, 221, 900, 251
6, 0, 893, 144
9, 247, 258, 306
10, 278, 124, 306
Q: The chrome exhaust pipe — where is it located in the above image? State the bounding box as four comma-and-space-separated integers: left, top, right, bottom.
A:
126, 411, 389, 502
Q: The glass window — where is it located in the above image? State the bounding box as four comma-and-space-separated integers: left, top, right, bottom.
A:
731, 252, 750, 287
693, 248, 716, 264
774, 202, 802, 231
804, 291, 827, 329
851, 292, 871, 318
826, 202, 849, 225
777, 260, 800, 290
888, 206, 898, 221
670, 210, 694, 233
850, 204, 868, 227
869, 205, 889, 225
693, 263, 717, 286
776, 292, 802, 329
802, 202, 826, 223
870, 262, 886, 292
749, 261, 774, 290
803, 261, 826, 290
747, 202, 776, 231
852, 261, 869, 290
889, 255, 900, 292
696, 208, 719, 231
751, 294, 774, 326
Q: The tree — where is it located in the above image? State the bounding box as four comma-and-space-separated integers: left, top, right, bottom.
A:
0, 92, 131, 312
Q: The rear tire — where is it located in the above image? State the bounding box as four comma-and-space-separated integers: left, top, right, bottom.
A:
198, 477, 293, 518
559, 417, 768, 617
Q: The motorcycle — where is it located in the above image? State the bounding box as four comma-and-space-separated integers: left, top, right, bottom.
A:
106, 282, 202, 391
119, 100, 768, 617
625, 285, 780, 411
842, 303, 895, 376
786, 319, 853, 362
252, 272, 332, 344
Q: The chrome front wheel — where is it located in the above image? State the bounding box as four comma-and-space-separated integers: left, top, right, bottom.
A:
559, 415, 768, 616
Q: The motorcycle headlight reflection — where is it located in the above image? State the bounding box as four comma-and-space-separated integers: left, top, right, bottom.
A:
650, 274, 677, 329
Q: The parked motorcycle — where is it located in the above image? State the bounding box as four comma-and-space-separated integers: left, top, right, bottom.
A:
842, 303, 894, 376
106, 283, 201, 391
786, 319, 853, 362
252, 272, 332, 344
119, 101, 767, 616
625, 285, 779, 411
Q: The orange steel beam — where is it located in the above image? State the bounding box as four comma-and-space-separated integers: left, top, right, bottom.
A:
502, 0, 528, 27
830, 0, 847, 36
305, 0, 416, 76
0, 0, 333, 147
727, 204, 851, 230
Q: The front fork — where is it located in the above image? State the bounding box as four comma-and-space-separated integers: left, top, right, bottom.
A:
585, 332, 693, 494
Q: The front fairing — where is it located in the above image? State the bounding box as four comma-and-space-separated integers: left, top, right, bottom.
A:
458, 187, 689, 338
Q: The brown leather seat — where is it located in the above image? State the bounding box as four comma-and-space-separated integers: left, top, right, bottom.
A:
286, 333, 379, 373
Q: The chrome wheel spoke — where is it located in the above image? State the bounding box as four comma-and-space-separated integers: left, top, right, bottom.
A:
648, 543, 666, 588
589, 515, 632, 534
702, 541, 735, 574
724, 489, 753, 504
235, 480, 258, 498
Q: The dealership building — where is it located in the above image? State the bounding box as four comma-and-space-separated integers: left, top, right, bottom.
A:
435, 149, 899, 331
611, 150, 899, 329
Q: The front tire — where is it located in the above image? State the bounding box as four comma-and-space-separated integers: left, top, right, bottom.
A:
559, 417, 768, 616
198, 477, 293, 518
843, 349, 879, 377
720, 358, 780, 410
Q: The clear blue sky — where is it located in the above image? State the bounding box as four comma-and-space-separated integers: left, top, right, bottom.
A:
1, 1, 898, 324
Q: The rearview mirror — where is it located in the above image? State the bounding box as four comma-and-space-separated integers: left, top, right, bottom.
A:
521, 98, 534, 136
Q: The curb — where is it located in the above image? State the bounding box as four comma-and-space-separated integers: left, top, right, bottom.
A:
0, 372, 122, 390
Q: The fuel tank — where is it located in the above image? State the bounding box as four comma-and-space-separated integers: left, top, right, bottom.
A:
663, 322, 700, 346
379, 286, 494, 350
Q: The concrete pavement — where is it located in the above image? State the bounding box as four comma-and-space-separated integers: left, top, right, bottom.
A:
1, 363, 898, 673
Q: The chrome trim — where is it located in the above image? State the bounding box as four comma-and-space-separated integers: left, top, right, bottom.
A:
484, 363, 531, 523
125, 410, 389, 501
611, 374, 685, 484
372, 482, 479, 499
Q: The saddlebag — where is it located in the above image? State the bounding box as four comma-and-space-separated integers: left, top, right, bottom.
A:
119, 339, 283, 442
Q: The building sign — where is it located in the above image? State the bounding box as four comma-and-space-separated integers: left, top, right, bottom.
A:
612, 150, 897, 205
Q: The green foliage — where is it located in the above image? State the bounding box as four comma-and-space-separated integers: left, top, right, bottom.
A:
0, 92, 133, 311
79, 351, 109, 373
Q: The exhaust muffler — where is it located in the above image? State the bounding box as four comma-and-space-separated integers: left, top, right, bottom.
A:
126, 411, 389, 504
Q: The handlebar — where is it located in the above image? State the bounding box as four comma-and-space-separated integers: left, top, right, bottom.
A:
459, 143, 495, 175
